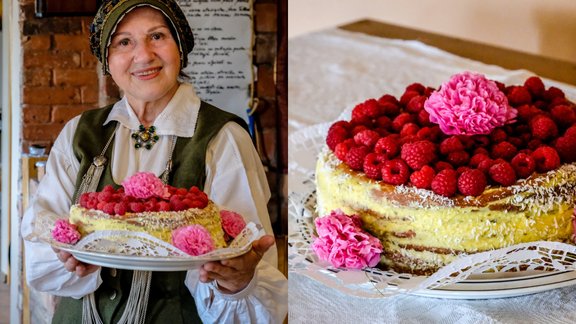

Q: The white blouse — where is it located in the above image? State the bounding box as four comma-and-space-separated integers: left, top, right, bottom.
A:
20, 83, 287, 323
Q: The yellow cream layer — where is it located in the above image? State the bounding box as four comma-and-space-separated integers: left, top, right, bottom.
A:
316, 148, 576, 257
69, 201, 227, 248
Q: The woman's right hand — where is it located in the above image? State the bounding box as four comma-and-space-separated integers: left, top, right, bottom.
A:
53, 248, 100, 277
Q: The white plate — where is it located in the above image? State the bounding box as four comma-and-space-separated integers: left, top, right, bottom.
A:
412, 270, 576, 299
59, 245, 251, 271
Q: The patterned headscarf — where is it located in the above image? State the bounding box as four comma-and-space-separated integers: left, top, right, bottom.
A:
89, 0, 194, 74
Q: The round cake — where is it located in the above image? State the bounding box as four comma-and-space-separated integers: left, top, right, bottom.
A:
315, 72, 576, 275
67, 173, 227, 250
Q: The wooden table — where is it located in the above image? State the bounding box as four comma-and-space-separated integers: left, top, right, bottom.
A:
341, 19, 576, 86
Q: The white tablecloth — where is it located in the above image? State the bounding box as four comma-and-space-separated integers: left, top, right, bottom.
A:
288, 28, 576, 324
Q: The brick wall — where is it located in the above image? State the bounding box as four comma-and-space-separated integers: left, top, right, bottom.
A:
18, 0, 288, 233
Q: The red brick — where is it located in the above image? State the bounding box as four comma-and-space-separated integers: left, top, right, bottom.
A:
255, 3, 277, 33
23, 105, 51, 123
81, 86, 100, 104
23, 86, 81, 105
23, 51, 81, 69
23, 68, 52, 87
256, 65, 276, 98
22, 35, 51, 51
23, 123, 66, 142
53, 68, 98, 86
54, 34, 89, 51
52, 105, 93, 123
81, 51, 99, 68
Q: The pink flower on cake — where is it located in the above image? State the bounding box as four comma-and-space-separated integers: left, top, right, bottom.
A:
172, 224, 215, 256
51, 219, 81, 244
312, 209, 382, 269
121, 172, 168, 199
220, 210, 247, 238
424, 72, 517, 135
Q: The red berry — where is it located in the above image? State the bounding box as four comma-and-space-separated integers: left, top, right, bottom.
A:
410, 165, 435, 189
511, 152, 536, 178
531, 146, 561, 173
381, 159, 410, 185
551, 105, 576, 128
507, 86, 532, 106
189, 199, 207, 209
544, 86, 565, 102
469, 153, 490, 168
392, 113, 415, 132
334, 139, 355, 161
103, 202, 116, 215
102, 185, 115, 193
114, 202, 128, 216
363, 153, 387, 180
406, 95, 426, 113
434, 161, 454, 172
171, 200, 188, 211
458, 169, 487, 196
79, 193, 91, 208
352, 99, 383, 121
490, 141, 518, 160
417, 109, 432, 127
401, 140, 437, 170
400, 123, 420, 137
524, 76, 546, 98
86, 199, 98, 210
96, 201, 107, 211
378, 94, 400, 106
354, 129, 380, 148
405, 83, 426, 94
374, 136, 400, 159
326, 124, 350, 151
97, 191, 113, 203
516, 105, 542, 123
447, 151, 470, 167
440, 136, 465, 155
129, 202, 145, 213
377, 98, 401, 117
399, 90, 420, 106
431, 169, 458, 197
555, 135, 576, 163
158, 201, 171, 211
489, 161, 517, 186
345, 146, 370, 171
530, 115, 558, 141
375, 116, 393, 130
477, 158, 495, 175
490, 128, 508, 143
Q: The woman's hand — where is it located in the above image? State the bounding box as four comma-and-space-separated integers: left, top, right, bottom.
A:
199, 235, 275, 294
53, 248, 100, 277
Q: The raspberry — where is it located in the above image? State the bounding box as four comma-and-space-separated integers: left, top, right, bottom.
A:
446, 151, 470, 167
380, 102, 401, 117
471, 135, 490, 147
334, 139, 355, 161
544, 86, 565, 102
103, 202, 116, 215
530, 115, 558, 141
376, 116, 393, 130
381, 159, 410, 185
458, 169, 487, 196
440, 136, 465, 155
406, 95, 426, 113
374, 136, 400, 159
102, 185, 116, 193
352, 99, 383, 121
477, 158, 495, 175
507, 86, 532, 106
363, 153, 387, 180
392, 113, 415, 131
516, 104, 542, 123
469, 153, 490, 167
85, 199, 98, 210
524, 76, 546, 98
97, 191, 113, 203
129, 202, 145, 213
145, 199, 159, 212
511, 152, 536, 178
171, 200, 188, 211
97, 201, 107, 211
400, 140, 437, 170
114, 202, 128, 216
354, 129, 380, 148
400, 123, 420, 137
456, 166, 472, 175
175, 188, 188, 196
555, 135, 576, 163
434, 161, 454, 172
79, 193, 91, 208
326, 124, 350, 151
490, 141, 518, 160
378, 94, 400, 106
416, 127, 433, 140
490, 128, 508, 143
507, 136, 524, 148
399, 90, 420, 106
351, 125, 369, 135
417, 109, 432, 126
531, 146, 561, 172
551, 105, 576, 129
565, 125, 576, 138
473, 147, 490, 156
345, 146, 370, 171
527, 139, 543, 150
405, 82, 426, 94
489, 161, 517, 186
189, 199, 207, 209
157, 201, 171, 211
409, 165, 435, 189
431, 169, 458, 197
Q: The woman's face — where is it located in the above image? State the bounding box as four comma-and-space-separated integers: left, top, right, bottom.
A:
107, 6, 180, 105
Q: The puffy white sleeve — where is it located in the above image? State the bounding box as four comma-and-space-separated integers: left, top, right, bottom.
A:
21, 116, 103, 298
188, 122, 288, 323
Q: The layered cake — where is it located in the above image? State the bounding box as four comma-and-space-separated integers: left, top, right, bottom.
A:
53, 172, 231, 254
315, 72, 576, 275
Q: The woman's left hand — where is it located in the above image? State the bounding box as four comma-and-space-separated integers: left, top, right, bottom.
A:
199, 235, 275, 294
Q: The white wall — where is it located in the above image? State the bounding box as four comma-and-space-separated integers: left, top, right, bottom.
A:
289, 0, 576, 64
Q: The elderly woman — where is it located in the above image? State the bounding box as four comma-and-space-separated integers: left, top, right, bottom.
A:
21, 0, 287, 323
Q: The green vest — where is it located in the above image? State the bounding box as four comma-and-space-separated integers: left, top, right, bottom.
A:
52, 101, 246, 324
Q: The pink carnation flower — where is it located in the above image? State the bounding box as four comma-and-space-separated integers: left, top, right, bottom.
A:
172, 225, 215, 256
51, 219, 81, 244
424, 72, 517, 135
121, 172, 168, 199
311, 209, 382, 269
220, 210, 247, 238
